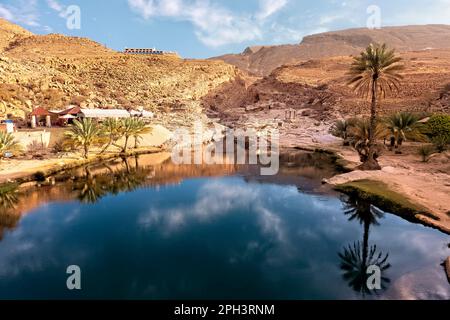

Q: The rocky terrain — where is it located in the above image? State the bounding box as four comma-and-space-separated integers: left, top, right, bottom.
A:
0, 18, 239, 130
1, 18, 450, 144
203, 48, 450, 146
213, 25, 450, 76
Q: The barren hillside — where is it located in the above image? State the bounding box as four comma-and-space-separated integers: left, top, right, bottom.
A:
0, 18, 239, 128
213, 25, 450, 76
203, 48, 450, 145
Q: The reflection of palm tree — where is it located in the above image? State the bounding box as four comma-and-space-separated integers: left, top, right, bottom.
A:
74, 167, 107, 204
73, 157, 151, 203
339, 241, 391, 296
0, 185, 21, 240
0, 185, 19, 211
338, 196, 391, 297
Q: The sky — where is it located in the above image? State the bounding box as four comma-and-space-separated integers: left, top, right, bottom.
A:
0, 0, 449, 58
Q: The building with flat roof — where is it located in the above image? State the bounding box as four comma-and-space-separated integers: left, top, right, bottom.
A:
123, 48, 176, 55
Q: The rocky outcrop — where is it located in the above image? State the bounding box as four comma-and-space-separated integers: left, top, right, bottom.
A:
0, 18, 239, 128
213, 25, 450, 76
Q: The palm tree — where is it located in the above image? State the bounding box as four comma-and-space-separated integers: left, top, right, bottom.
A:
385, 112, 425, 148
331, 119, 357, 146
338, 196, 391, 297
120, 118, 152, 152
132, 119, 152, 149
100, 118, 123, 154
0, 132, 22, 159
120, 118, 135, 153
348, 43, 403, 170
349, 118, 388, 163
64, 118, 103, 159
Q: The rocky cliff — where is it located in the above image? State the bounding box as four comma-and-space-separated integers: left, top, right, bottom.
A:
0, 18, 239, 127
213, 25, 450, 76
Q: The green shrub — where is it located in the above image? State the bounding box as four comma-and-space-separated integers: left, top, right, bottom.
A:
427, 114, 450, 138
432, 135, 449, 153
417, 145, 435, 162
427, 114, 450, 152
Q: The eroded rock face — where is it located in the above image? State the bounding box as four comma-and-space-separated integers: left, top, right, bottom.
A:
213, 25, 450, 76
0, 18, 239, 127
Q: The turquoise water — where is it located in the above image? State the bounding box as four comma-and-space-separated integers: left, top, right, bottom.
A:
0, 154, 449, 299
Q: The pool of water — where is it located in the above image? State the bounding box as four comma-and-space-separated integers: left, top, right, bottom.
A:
0, 153, 449, 299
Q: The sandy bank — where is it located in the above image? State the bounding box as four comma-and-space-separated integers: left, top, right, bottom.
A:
323, 143, 450, 234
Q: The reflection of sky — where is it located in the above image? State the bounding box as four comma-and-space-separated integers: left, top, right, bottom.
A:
0, 177, 448, 299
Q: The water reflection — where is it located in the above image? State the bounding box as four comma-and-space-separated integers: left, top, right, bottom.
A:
0, 185, 21, 240
338, 196, 391, 297
73, 157, 151, 204
0, 151, 448, 299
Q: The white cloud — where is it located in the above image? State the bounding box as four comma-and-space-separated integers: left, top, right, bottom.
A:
127, 0, 288, 47
46, 0, 69, 19
46, 0, 64, 12
257, 0, 288, 20
0, 5, 14, 21
0, 0, 40, 27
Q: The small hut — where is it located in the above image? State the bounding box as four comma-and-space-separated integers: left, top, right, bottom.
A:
30, 107, 55, 128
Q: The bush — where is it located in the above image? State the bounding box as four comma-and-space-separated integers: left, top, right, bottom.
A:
417, 145, 435, 162
427, 114, 450, 139
427, 114, 450, 152
33, 171, 46, 182
432, 135, 449, 153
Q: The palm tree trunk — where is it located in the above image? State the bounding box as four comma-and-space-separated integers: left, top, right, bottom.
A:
84, 144, 89, 159
362, 220, 370, 269
100, 137, 112, 154
359, 79, 381, 170
123, 136, 129, 153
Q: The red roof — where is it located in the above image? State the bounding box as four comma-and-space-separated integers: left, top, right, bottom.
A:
30, 107, 53, 116
59, 106, 81, 116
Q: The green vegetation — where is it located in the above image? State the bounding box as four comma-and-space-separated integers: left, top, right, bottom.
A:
385, 112, 425, 148
335, 179, 435, 220
427, 114, 450, 152
100, 118, 123, 154
63, 117, 152, 158
348, 43, 403, 170
0, 131, 22, 159
64, 118, 104, 159
417, 144, 435, 163
330, 119, 357, 146
330, 111, 450, 164
348, 119, 387, 163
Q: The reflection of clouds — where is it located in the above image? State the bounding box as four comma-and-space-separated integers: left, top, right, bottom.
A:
139, 180, 290, 245
0, 206, 87, 279
140, 180, 259, 233
257, 207, 285, 243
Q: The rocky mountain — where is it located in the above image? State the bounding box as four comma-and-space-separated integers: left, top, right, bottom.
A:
0, 18, 238, 128
203, 48, 450, 145
213, 25, 450, 76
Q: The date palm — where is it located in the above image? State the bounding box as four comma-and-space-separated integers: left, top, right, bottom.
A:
331, 119, 357, 146
0, 132, 22, 159
100, 118, 123, 154
120, 118, 135, 153
121, 118, 152, 152
348, 43, 403, 170
132, 119, 152, 149
349, 118, 388, 163
385, 112, 426, 148
64, 118, 102, 159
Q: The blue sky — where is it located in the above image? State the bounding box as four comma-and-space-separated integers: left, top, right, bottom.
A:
1, 0, 449, 58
